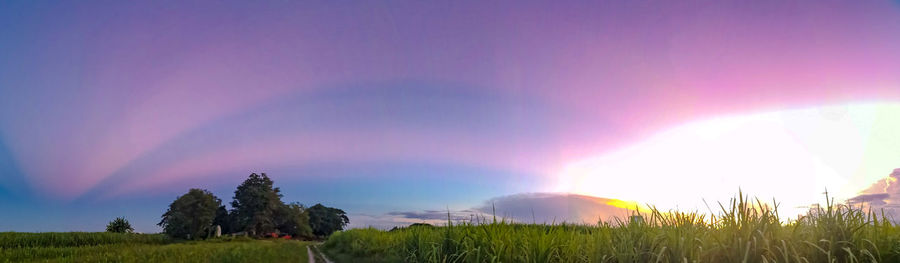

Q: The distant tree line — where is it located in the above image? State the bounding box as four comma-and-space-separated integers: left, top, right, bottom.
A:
152, 173, 348, 240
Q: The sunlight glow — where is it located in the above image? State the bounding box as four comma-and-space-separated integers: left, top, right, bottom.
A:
556, 103, 900, 217
604, 199, 647, 212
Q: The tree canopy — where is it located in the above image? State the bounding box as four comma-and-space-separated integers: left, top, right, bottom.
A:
158, 173, 347, 240
307, 203, 349, 237
230, 173, 285, 236
212, 205, 231, 234
275, 202, 313, 238
158, 188, 222, 240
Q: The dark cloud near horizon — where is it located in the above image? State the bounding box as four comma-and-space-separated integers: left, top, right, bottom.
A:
385, 210, 480, 221
472, 193, 634, 224
355, 193, 636, 229
848, 193, 889, 206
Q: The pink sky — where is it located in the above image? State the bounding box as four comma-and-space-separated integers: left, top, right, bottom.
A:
1, 0, 900, 231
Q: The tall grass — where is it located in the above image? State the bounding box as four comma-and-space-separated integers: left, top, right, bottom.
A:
324, 194, 900, 262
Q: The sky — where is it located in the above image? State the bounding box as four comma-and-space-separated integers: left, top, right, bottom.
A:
1, 0, 900, 232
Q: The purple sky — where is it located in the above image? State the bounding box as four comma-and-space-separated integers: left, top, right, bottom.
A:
2, 1, 900, 232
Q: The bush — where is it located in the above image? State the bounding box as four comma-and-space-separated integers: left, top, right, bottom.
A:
106, 217, 134, 233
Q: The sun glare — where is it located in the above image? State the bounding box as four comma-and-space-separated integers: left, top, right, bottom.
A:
604, 199, 648, 212
556, 103, 900, 217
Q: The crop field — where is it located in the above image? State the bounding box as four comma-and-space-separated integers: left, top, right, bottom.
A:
0, 233, 313, 262
324, 196, 900, 263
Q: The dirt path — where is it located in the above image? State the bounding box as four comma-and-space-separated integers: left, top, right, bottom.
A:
307, 244, 334, 263
306, 246, 316, 263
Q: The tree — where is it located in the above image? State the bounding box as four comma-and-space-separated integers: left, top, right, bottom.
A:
230, 173, 285, 236
275, 202, 313, 238
158, 188, 222, 239
213, 205, 232, 234
307, 203, 349, 237
106, 217, 134, 233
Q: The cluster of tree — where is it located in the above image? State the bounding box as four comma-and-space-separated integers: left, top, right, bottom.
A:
157, 173, 348, 240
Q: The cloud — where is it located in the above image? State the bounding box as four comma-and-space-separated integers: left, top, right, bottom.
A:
386, 210, 480, 221
346, 211, 481, 230
354, 193, 638, 229
473, 193, 636, 224
847, 193, 890, 206
847, 168, 900, 220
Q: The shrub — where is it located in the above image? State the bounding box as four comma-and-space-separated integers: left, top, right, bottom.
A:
105, 217, 134, 233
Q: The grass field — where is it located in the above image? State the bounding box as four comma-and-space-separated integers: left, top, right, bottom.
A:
0, 233, 313, 262
324, 195, 900, 263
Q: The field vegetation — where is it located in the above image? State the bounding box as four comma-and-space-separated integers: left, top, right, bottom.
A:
0, 233, 311, 262
324, 194, 900, 263
0, 232, 170, 248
